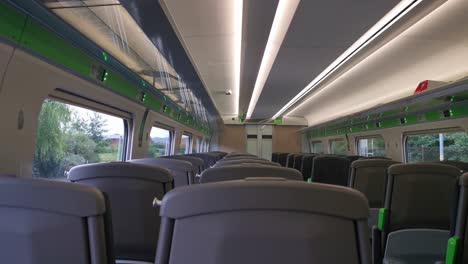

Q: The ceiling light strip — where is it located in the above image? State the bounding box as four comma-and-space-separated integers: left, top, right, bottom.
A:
272, 0, 423, 120
245, 0, 300, 119
234, 0, 243, 115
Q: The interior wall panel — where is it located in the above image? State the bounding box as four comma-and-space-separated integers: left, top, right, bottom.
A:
273, 126, 304, 153
217, 125, 246, 153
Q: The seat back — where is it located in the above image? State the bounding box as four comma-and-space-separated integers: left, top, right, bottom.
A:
199, 165, 303, 183
286, 153, 298, 168
165, 155, 205, 174
440, 160, 468, 174
349, 159, 400, 208
347, 156, 363, 162
379, 163, 460, 263
311, 156, 351, 186
214, 159, 279, 168
0, 177, 113, 264
226, 152, 257, 158
278, 153, 289, 167
130, 158, 194, 186
156, 179, 371, 264
301, 154, 316, 181
188, 153, 217, 168
293, 154, 305, 172
445, 173, 468, 264
271, 152, 281, 163
68, 162, 173, 262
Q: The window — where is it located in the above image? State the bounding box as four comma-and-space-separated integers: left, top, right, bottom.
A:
147, 126, 172, 157
177, 133, 192, 154
357, 137, 386, 157
406, 131, 468, 163
34, 99, 126, 179
311, 141, 324, 153
329, 139, 347, 155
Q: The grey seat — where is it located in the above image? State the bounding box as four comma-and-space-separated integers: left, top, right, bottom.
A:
271, 152, 281, 163
373, 163, 460, 264
0, 176, 114, 264
350, 159, 401, 231
214, 161, 281, 168
164, 155, 205, 175
199, 165, 302, 183
214, 159, 280, 168
130, 158, 194, 186
301, 154, 316, 181
155, 178, 371, 264
286, 153, 299, 168
225, 152, 257, 158
188, 153, 218, 167
440, 160, 468, 174
68, 162, 173, 262
311, 155, 351, 186
443, 172, 468, 264
221, 156, 267, 162
293, 154, 305, 172
278, 153, 289, 167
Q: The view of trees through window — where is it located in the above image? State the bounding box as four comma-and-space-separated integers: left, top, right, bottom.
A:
147, 127, 172, 157
357, 137, 386, 157
33, 99, 125, 179
330, 139, 347, 155
406, 131, 468, 162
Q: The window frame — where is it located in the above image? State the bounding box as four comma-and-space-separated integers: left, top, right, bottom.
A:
181, 132, 193, 154
310, 140, 324, 154
356, 135, 385, 157
148, 124, 174, 157
34, 97, 130, 179
403, 127, 465, 163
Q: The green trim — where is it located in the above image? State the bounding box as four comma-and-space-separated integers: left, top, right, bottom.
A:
0, 3, 27, 43
0, 2, 211, 135
445, 236, 459, 264
307, 178, 312, 183
377, 208, 388, 231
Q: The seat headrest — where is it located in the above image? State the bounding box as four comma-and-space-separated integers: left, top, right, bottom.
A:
68, 162, 173, 182
0, 177, 105, 217
200, 165, 303, 183
129, 158, 194, 172
351, 159, 400, 169
160, 179, 369, 220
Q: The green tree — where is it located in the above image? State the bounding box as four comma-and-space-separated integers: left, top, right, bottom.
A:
34, 100, 71, 178
87, 112, 108, 153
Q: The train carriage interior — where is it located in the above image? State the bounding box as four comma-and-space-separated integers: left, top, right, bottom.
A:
1, 0, 468, 263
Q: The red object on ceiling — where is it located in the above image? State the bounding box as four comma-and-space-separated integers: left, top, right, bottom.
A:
414, 80, 429, 94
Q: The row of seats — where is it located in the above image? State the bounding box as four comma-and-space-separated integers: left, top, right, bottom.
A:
2, 150, 467, 263
0, 151, 227, 263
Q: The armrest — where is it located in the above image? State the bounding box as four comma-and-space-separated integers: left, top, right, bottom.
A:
372, 225, 382, 264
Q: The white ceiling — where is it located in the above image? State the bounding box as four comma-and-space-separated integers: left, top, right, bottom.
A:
161, 0, 468, 127
161, 0, 239, 117
289, 0, 468, 126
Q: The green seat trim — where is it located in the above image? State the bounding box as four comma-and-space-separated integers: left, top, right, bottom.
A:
445, 236, 459, 264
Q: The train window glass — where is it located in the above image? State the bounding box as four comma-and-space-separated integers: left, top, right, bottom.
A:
33, 99, 126, 179
177, 133, 192, 154
406, 131, 468, 162
357, 137, 385, 157
311, 141, 323, 153
329, 139, 347, 155
147, 126, 172, 157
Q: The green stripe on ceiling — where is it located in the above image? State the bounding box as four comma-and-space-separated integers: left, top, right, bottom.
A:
0, 2, 210, 135
20, 19, 93, 77
0, 3, 27, 43
425, 111, 441, 122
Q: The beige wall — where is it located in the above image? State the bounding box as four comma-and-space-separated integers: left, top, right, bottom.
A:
218, 125, 246, 153
273, 126, 304, 153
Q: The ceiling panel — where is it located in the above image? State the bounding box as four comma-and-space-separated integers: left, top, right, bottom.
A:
239, 0, 279, 114
250, 0, 398, 119
289, 0, 468, 126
